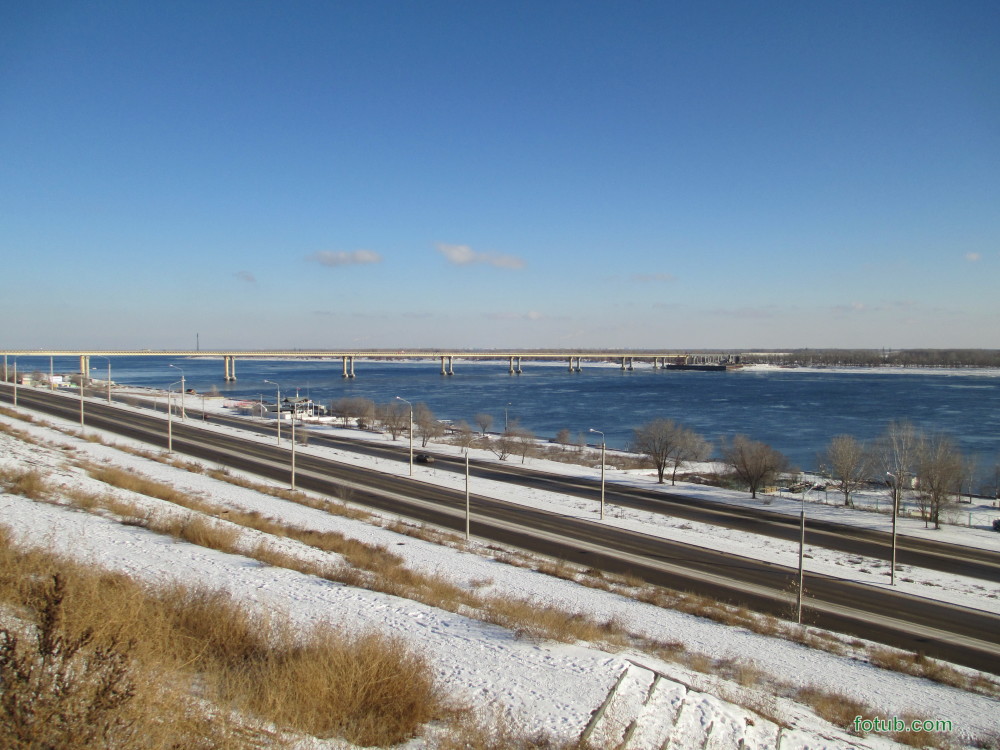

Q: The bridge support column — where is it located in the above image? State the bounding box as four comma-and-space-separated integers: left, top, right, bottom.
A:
515, 357, 522, 374
224, 356, 237, 382
79, 355, 90, 382
628, 357, 634, 371
343, 356, 356, 378
349, 357, 355, 378
509, 357, 515, 375
568, 357, 574, 372
441, 356, 447, 375
621, 357, 626, 372
448, 356, 454, 375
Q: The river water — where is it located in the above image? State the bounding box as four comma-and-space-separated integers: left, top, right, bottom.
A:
11, 355, 1000, 489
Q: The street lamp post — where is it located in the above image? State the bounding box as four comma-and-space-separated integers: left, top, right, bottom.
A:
92, 356, 112, 405
797, 490, 806, 624
78, 369, 85, 431
169, 364, 186, 420
589, 428, 606, 520
264, 380, 281, 444
395, 396, 413, 476
465, 448, 471, 540
167, 380, 182, 453
290, 399, 297, 490
887, 472, 899, 586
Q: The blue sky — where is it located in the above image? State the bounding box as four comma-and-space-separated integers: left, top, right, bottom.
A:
2, 1, 998, 350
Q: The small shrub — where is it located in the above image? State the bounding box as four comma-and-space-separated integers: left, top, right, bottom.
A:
0, 467, 49, 499
0, 574, 138, 749
796, 685, 870, 728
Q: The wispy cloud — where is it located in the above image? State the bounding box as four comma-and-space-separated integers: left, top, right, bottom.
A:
307, 249, 382, 267
965, 252, 981, 262
436, 243, 525, 270
832, 301, 868, 314
630, 272, 676, 283
234, 270, 256, 283
484, 311, 544, 321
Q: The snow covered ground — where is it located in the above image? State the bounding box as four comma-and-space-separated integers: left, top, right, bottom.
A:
2, 388, 999, 749
125, 386, 1000, 614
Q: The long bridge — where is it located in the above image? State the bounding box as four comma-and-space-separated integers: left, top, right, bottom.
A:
1, 349, 741, 382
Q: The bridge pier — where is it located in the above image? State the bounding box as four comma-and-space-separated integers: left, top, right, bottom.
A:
79, 355, 90, 382
440, 356, 454, 376
568, 356, 582, 372
224, 356, 237, 382
342, 356, 355, 378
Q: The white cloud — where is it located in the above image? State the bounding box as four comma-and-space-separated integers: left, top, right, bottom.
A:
965, 252, 981, 262
308, 249, 382, 267
436, 243, 525, 270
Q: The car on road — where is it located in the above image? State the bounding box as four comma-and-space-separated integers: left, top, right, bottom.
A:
415, 453, 434, 464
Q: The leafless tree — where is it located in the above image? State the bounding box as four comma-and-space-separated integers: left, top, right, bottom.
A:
377, 401, 410, 441
721, 434, 789, 498
473, 413, 493, 435
874, 420, 919, 516
631, 419, 711, 484
915, 433, 964, 529
331, 397, 375, 429
451, 420, 476, 450
819, 434, 873, 507
414, 402, 444, 447
511, 426, 536, 464
554, 428, 572, 451
487, 429, 516, 461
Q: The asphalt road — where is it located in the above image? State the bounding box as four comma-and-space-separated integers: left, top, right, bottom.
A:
3, 384, 1000, 674
156, 395, 1000, 582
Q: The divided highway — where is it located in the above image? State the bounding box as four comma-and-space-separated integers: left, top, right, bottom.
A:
3, 385, 1000, 675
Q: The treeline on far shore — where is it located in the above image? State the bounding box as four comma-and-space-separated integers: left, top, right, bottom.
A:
740, 349, 1000, 368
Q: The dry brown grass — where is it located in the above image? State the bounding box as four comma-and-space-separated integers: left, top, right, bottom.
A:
0, 525, 453, 748
866, 645, 1000, 696
794, 685, 871, 728
480, 594, 627, 647
434, 703, 599, 749
232, 626, 449, 746
0, 466, 50, 499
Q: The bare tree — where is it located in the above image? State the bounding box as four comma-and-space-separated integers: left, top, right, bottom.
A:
554, 428, 573, 450
511, 426, 536, 464
487, 429, 516, 461
331, 397, 375, 429
721, 434, 789, 499
874, 420, 919, 516
473, 413, 493, 435
631, 419, 710, 484
819, 434, 873, 507
451, 420, 476, 450
414, 402, 444, 447
915, 433, 964, 529
377, 401, 410, 441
